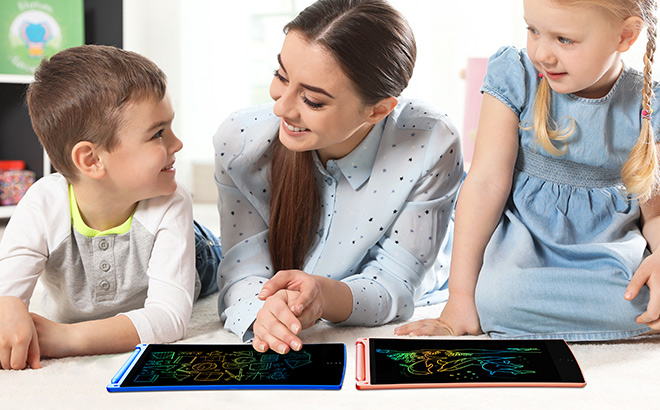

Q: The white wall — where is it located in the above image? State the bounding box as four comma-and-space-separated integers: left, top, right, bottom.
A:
122, 0, 656, 193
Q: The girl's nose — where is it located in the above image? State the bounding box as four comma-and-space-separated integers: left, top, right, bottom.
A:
535, 42, 555, 66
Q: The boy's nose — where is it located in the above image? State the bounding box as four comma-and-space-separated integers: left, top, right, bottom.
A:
170, 133, 183, 153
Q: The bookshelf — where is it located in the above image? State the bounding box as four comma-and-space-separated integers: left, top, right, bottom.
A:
0, 0, 121, 219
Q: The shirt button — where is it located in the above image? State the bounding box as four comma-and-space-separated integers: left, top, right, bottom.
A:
98, 240, 109, 251
99, 280, 111, 290
100, 261, 111, 272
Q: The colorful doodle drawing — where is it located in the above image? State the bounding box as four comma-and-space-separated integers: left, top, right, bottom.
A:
132, 349, 313, 384
377, 348, 540, 380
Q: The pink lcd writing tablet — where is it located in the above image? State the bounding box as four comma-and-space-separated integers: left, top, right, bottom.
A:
356, 338, 585, 389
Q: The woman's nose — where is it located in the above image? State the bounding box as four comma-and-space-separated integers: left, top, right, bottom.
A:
271, 80, 296, 119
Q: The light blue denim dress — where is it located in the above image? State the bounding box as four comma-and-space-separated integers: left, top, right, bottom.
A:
475, 46, 660, 341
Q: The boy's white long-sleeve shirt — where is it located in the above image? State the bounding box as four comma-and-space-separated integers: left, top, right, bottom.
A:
0, 173, 196, 344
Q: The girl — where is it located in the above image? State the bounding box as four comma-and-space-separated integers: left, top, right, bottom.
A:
213, 0, 462, 354
396, 0, 660, 341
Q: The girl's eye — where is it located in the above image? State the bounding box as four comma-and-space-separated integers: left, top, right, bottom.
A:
152, 129, 164, 139
273, 69, 289, 84
558, 37, 573, 44
303, 95, 324, 109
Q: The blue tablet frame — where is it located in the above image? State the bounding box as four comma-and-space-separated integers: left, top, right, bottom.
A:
106, 343, 346, 392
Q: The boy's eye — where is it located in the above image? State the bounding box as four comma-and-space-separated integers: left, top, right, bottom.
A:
526, 27, 538, 35
558, 37, 573, 44
152, 129, 164, 139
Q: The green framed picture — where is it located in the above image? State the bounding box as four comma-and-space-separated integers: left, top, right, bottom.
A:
0, 0, 84, 75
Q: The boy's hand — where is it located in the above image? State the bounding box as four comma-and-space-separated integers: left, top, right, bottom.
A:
30, 313, 76, 359
394, 293, 482, 337
626, 253, 660, 328
0, 296, 41, 370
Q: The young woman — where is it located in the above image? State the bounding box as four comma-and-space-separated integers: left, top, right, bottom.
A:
213, 0, 462, 354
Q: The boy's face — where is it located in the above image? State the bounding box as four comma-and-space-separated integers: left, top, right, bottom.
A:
98, 92, 182, 203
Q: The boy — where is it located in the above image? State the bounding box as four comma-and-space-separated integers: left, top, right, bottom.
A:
0, 45, 219, 370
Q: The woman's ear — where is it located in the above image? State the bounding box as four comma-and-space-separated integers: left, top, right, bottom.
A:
71, 141, 105, 180
617, 16, 644, 52
366, 97, 398, 124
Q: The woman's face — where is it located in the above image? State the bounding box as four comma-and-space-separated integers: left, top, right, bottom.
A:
270, 31, 376, 164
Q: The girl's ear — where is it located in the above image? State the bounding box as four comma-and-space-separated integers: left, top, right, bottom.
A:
366, 97, 398, 124
71, 141, 105, 180
617, 16, 644, 52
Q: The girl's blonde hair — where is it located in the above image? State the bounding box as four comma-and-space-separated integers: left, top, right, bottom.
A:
532, 0, 658, 201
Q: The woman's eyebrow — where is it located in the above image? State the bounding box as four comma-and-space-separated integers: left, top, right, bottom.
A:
277, 54, 336, 99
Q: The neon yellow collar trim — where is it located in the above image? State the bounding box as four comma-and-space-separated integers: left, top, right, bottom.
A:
69, 185, 133, 237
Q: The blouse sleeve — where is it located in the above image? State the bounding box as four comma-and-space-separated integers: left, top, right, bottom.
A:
213, 107, 278, 341
339, 110, 462, 326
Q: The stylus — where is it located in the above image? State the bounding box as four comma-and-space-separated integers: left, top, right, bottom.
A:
355, 340, 365, 382
110, 346, 142, 384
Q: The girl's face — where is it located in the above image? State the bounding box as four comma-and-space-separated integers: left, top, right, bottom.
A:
270, 31, 376, 164
523, 0, 629, 98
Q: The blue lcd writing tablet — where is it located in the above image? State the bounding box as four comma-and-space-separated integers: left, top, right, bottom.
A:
107, 343, 346, 392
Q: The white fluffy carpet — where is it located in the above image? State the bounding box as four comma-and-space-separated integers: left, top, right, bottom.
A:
2, 282, 659, 410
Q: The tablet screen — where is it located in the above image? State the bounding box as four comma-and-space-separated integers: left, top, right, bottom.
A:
369, 338, 570, 385
116, 343, 345, 389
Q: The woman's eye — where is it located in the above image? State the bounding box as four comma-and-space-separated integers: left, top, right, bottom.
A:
273, 70, 289, 84
303, 96, 324, 109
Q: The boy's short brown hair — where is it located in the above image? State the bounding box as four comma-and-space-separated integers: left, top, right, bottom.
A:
26, 45, 167, 182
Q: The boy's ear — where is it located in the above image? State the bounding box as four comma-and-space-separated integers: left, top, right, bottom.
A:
71, 141, 105, 179
366, 97, 398, 124
617, 16, 644, 52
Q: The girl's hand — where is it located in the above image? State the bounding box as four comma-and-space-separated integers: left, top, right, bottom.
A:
394, 293, 482, 337
626, 253, 660, 328
0, 296, 41, 370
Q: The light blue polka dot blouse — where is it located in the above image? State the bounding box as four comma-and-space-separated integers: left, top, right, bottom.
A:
213, 99, 463, 341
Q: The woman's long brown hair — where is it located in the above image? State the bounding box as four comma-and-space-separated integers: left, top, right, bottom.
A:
268, 0, 416, 272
